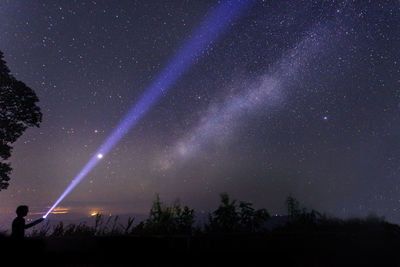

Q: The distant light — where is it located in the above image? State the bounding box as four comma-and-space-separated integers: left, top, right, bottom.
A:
90, 211, 99, 216
97, 154, 103, 159
43, 206, 69, 218
323, 116, 328, 120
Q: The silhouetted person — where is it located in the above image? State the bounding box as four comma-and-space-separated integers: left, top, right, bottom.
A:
11, 205, 44, 238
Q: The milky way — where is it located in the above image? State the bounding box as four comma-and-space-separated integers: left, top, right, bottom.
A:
160, 24, 337, 167
0, 1, 399, 228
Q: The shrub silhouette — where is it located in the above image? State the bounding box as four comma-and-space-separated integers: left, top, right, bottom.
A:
21, 193, 400, 267
207, 193, 270, 233
29, 193, 271, 237
25, 193, 400, 255
135, 194, 195, 235
285, 195, 322, 226
239, 201, 270, 232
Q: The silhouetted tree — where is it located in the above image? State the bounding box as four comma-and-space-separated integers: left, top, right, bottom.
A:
175, 204, 195, 234
286, 195, 301, 220
142, 194, 195, 235
208, 193, 240, 233
208, 193, 270, 233
0, 50, 42, 190
285, 195, 321, 225
239, 201, 270, 232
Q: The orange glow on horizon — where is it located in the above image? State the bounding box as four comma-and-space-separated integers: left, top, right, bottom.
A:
50, 207, 69, 214
30, 206, 70, 216
90, 211, 99, 216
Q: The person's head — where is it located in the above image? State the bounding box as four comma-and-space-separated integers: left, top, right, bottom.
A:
16, 205, 29, 217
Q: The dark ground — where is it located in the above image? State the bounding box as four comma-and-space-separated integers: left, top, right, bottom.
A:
2, 230, 400, 266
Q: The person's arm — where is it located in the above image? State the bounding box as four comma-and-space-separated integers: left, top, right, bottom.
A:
25, 218, 45, 229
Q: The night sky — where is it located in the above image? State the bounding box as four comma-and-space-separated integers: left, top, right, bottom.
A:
0, 0, 399, 228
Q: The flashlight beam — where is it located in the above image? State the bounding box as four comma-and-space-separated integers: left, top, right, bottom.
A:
43, 0, 255, 219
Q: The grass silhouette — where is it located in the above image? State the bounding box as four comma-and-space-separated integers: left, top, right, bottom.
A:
2, 194, 400, 266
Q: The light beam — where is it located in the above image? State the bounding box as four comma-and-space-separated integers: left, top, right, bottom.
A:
43, 0, 255, 219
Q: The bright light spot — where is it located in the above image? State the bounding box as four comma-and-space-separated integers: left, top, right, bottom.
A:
97, 153, 103, 159
323, 116, 328, 120
91, 211, 99, 216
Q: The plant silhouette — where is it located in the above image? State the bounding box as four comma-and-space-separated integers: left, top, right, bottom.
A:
207, 193, 270, 233
134, 194, 195, 235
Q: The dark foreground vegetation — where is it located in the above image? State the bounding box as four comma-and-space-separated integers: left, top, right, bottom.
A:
2, 194, 400, 266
